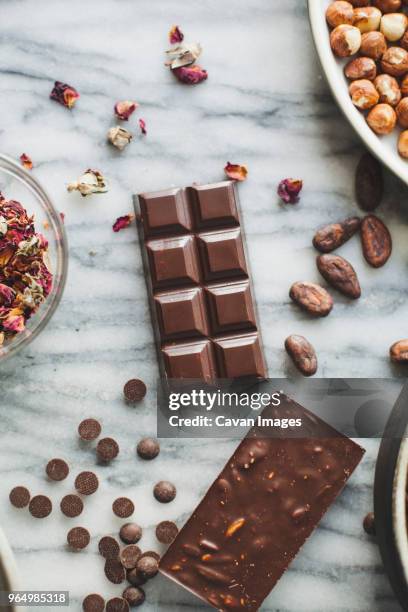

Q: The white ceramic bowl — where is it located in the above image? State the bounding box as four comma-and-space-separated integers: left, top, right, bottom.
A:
308, 0, 408, 186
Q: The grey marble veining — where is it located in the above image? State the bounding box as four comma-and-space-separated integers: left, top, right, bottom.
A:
0, 0, 407, 610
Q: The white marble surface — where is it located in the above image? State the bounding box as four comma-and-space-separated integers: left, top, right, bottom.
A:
0, 0, 407, 610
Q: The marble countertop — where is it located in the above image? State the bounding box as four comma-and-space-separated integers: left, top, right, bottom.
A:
0, 0, 407, 609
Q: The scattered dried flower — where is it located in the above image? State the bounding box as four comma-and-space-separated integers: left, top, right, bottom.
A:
139, 118, 147, 135
278, 178, 303, 204
60, 212, 65, 224
166, 43, 202, 69
107, 126, 133, 151
114, 100, 138, 121
67, 169, 108, 197
169, 25, 184, 44
112, 214, 135, 232
224, 162, 248, 182
20, 153, 33, 170
50, 81, 79, 109
172, 65, 208, 84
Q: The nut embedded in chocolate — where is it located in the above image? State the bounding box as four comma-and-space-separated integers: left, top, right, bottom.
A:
119, 522, 142, 544
104, 558, 126, 584
106, 598, 129, 612
46, 458, 69, 481
153, 481, 176, 503
78, 418, 102, 441
123, 379, 147, 403
113, 497, 135, 518
136, 437, 160, 460
67, 526, 90, 550
9, 486, 30, 508
122, 586, 145, 607
98, 535, 120, 559
29, 495, 52, 519
156, 520, 179, 544
75, 471, 99, 496
120, 544, 142, 569
60, 494, 84, 518
97, 437, 119, 463
363, 512, 376, 535
82, 594, 105, 612
136, 555, 159, 579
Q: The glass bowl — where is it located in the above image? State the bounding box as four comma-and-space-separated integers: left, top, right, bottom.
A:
0, 154, 68, 361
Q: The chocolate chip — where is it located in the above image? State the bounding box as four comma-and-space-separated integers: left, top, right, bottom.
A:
137, 437, 160, 460
153, 481, 176, 503
82, 593, 105, 612
126, 568, 147, 587
140, 550, 161, 562
106, 598, 129, 612
363, 512, 376, 536
46, 458, 69, 481
78, 418, 102, 441
136, 555, 158, 579
75, 471, 99, 495
122, 586, 145, 607
156, 521, 178, 544
120, 544, 142, 569
29, 495, 52, 518
67, 527, 90, 550
119, 522, 142, 544
97, 437, 119, 463
104, 558, 126, 584
98, 535, 120, 559
60, 494, 83, 518
113, 497, 134, 518
123, 379, 146, 403
9, 486, 30, 508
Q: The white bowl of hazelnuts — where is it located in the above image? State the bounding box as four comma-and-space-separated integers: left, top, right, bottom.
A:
309, 0, 408, 185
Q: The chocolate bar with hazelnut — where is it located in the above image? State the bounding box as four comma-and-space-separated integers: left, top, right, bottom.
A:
159, 395, 365, 612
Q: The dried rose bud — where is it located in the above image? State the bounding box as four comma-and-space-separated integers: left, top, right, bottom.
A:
278, 178, 303, 204
112, 214, 135, 232
50, 81, 79, 109
173, 65, 208, 84
139, 118, 147, 135
107, 126, 133, 151
169, 25, 184, 44
166, 43, 202, 69
20, 153, 33, 170
67, 169, 108, 197
114, 100, 138, 121
224, 162, 248, 182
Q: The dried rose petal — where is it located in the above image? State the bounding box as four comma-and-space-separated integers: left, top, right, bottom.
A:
277, 178, 303, 204
139, 118, 147, 135
50, 81, 79, 109
224, 162, 248, 182
169, 25, 184, 44
107, 126, 133, 151
60, 212, 65, 224
112, 214, 135, 233
0, 284, 15, 305
20, 153, 33, 170
172, 65, 208, 85
166, 43, 202, 69
3, 310, 25, 333
114, 100, 138, 121
67, 169, 108, 197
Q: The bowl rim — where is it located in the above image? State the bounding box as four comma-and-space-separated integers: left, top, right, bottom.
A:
308, 0, 408, 187
0, 154, 68, 362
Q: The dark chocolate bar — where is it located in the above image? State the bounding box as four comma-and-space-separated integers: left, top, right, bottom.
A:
159, 396, 365, 611
134, 182, 267, 382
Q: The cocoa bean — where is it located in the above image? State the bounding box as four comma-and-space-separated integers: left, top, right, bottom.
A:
289, 282, 333, 317
285, 335, 318, 377
313, 216, 360, 253
360, 214, 392, 268
355, 153, 383, 212
390, 339, 408, 363
316, 254, 361, 299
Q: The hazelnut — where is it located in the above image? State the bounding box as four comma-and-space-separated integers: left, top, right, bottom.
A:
330, 24, 362, 56
349, 79, 380, 108
396, 97, 408, 126
326, 1, 355, 27
373, 0, 402, 11
397, 130, 408, 157
381, 46, 408, 77
353, 7, 382, 32
360, 31, 387, 59
401, 74, 408, 95
345, 56, 377, 79
366, 103, 397, 133
380, 13, 408, 41
374, 74, 402, 105
400, 29, 408, 50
